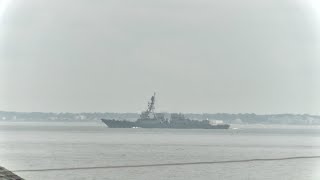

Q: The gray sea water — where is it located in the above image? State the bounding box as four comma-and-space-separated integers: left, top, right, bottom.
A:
1, 122, 320, 180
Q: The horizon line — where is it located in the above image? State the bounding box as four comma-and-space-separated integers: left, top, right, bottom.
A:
0, 110, 319, 116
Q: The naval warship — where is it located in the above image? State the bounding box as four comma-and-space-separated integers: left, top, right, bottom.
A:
101, 93, 230, 129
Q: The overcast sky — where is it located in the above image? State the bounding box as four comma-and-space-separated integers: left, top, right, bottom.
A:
0, 0, 319, 114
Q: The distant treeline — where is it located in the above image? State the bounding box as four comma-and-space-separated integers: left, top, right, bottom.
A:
185, 113, 320, 125
0, 111, 320, 125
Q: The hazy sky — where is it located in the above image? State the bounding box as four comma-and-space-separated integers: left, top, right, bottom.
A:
0, 0, 319, 114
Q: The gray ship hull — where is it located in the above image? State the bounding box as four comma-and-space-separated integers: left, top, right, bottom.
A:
101, 119, 230, 129
101, 93, 230, 129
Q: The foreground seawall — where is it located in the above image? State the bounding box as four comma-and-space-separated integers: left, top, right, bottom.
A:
0, 166, 24, 180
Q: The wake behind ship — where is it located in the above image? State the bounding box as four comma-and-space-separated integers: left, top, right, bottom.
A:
101, 93, 230, 129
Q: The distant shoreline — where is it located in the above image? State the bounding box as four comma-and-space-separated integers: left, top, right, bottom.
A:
1, 111, 320, 125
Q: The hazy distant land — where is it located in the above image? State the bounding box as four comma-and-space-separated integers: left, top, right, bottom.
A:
1, 111, 320, 125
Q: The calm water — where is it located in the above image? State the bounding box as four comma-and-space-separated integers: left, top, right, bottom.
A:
1, 122, 320, 180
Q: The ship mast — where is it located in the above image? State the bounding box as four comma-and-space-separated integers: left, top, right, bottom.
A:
140, 92, 157, 119
149, 92, 157, 120
148, 92, 156, 113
